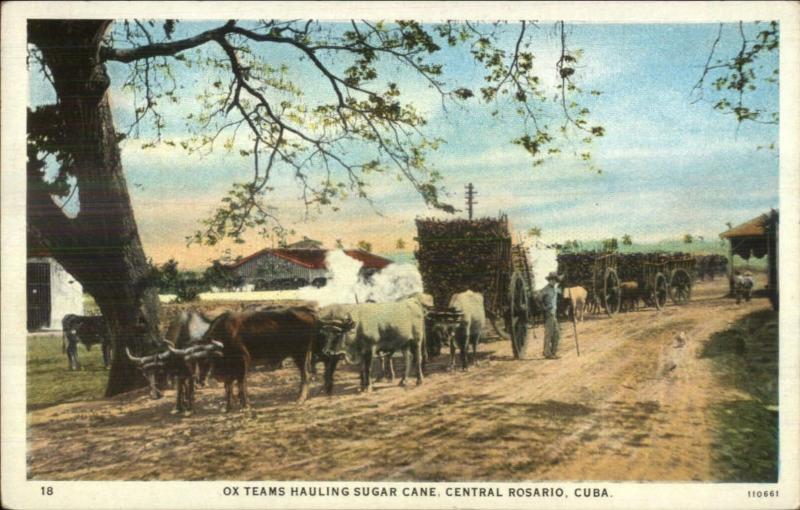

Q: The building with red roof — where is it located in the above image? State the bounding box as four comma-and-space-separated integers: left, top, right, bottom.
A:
226, 246, 392, 289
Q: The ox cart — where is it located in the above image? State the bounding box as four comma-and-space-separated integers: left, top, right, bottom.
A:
617, 253, 696, 309
415, 215, 534, 359
557, 252, 622, 316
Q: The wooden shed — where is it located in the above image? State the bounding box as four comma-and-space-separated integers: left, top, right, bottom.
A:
720, 209, 779, 310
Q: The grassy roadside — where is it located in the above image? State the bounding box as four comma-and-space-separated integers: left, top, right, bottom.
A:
700, 308, 779, 482
27, 334, 108, 411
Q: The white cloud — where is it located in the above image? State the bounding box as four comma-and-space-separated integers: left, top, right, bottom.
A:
437, 146, 531, 170
598, 139, 758, 166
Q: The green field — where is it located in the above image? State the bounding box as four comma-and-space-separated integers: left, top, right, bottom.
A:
701, 309, 779, 482
27, 334, 108, 411
582, 239, 729, 255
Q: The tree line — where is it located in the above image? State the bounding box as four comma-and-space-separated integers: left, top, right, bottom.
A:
147, 258, 243, 302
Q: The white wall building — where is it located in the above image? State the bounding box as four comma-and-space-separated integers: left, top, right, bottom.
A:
27, 257, 84, 331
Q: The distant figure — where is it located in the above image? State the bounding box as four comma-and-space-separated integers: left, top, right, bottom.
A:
537, 272, 562, 359
733, 271, 755, 304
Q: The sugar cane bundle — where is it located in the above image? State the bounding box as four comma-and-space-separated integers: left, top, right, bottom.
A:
616, 252, 698, 283
557, 252, 605, 287
617, 253, 655, 282
415, 217, 512, 308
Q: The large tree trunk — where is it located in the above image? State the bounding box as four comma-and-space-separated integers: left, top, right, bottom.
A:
28, 20, 162, 396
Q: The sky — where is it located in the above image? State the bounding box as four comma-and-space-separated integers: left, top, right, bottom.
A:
29, 21, 780, 270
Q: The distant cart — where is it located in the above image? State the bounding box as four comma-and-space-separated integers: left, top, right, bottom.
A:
557, 252, 622, 316
415, 215, 534, 359
649, 255, 695, 307
617, 253, 697, 309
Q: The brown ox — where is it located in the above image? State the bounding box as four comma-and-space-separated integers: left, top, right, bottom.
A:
202, 306, 351, 411
620, 281, 641, 312
62, 314, 111, 370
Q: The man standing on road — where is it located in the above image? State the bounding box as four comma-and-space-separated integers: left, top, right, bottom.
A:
539, 271, 562, 359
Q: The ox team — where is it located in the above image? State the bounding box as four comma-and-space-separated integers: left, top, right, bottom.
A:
67, 281, 584, 414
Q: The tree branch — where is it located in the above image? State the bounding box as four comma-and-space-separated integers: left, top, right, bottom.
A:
690, 23, 723, 103
101, 20, 236, 62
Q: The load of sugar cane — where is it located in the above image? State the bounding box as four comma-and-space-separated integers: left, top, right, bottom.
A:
558, 251, 695, 287
556, 252, 606, 287
415, 216, 514, 309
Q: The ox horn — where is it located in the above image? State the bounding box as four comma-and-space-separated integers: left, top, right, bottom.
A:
206, 344, 225, 357
141, 361, 163, 371
194, 350, 225, 359
330, 314, 355, 331
125, 347, 144, 365
157, 349, 174, 360
187, 347, 223, 361
187, 345, 213, 357
321, 317, 355, 332
166, 344, 192, 357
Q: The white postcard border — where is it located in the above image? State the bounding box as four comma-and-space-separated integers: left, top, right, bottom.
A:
2, 2, 799, 509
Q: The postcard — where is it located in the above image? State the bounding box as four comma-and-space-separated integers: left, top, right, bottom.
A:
2, 2, 798, 509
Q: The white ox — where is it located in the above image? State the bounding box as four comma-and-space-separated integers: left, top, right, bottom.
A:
562, 286, 588, 321
448, 291, 485, 370
319, 293, 433, 392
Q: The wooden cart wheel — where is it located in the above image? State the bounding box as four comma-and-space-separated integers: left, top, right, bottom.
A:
603, 268, 621, 316
669, 268, 692, 305
654, 272, 668, 310
508, 271, 530, 359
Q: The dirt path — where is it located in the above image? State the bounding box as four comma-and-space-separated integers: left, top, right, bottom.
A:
27, 279, 769, 481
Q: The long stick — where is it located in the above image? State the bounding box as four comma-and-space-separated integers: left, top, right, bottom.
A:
572, 310, 580, 356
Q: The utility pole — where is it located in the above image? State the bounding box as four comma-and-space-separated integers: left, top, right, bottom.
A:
465, 183, 477, 220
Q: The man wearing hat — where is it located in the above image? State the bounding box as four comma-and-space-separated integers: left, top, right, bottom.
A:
539, 271, 562, 359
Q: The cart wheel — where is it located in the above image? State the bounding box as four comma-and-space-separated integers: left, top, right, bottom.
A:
654, 272, 668, 310
669, 268, 692, 305
508, 271, 529, 359
603, 268, 621, 316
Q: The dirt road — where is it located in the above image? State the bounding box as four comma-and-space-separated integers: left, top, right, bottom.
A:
27, 278, 769, 481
